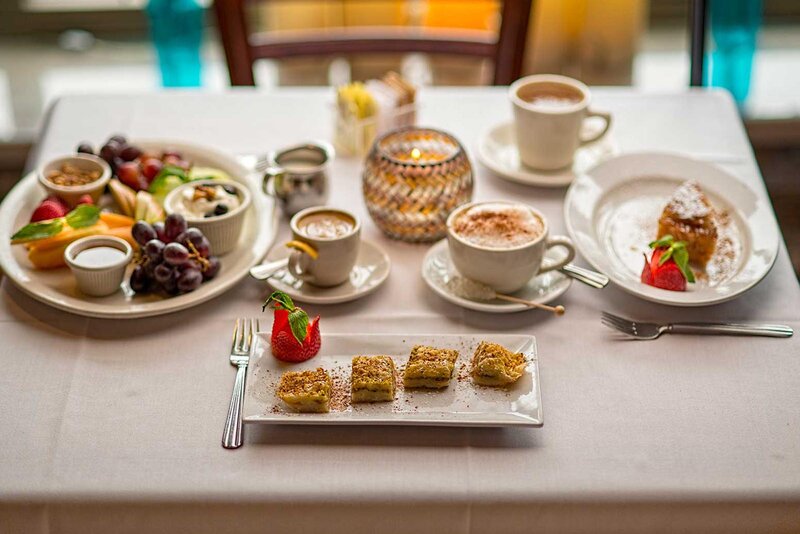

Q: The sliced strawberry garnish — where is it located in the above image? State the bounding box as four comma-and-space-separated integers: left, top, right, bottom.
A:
641, 235, 695, 292
264, 291, 321, 363
30, 199, 68, 222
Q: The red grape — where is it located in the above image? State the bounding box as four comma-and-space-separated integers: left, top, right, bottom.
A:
76, 142, 94, 155
164, 214, 187, 241
144, 239, 165, 262
117, 162, 142, 190
163, 242, 189, 266
203, 256, 221, 280
132, 221, 157, 246
99, 142, 120, 164
193, 236, 211, 258
108, 135, 127, 145
129, 265, 150, 293
153, 263, 175, 285
120, 144, 142, 162
153, 222, 167, 242
177, 268, 203, 292
141, 158, 163, 181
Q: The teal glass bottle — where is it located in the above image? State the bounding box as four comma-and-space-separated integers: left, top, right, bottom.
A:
706, 0, 762, 106
146, 0, 204, 87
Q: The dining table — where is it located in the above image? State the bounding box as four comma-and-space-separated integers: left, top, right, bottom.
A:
1, 87, 799, 534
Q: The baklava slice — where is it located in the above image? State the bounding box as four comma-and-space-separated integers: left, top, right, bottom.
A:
657, 181, 718, 267
351, 355, 397, 403
470, 341, 526, 387
403, 345, 459, 389
277, 367, 332, 413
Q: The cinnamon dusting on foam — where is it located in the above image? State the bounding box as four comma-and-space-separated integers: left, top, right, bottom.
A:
452, 203, 543, 248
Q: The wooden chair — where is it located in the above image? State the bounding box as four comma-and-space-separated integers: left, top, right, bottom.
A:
214, 0, 533, 86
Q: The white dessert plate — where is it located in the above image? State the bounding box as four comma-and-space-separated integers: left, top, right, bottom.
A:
243, 333, 542, 427
564, 152, 780, 306
0, 140, 277, 318
477, 121, 618, 188
265, 240, 390, 304
421, 239, 571, 313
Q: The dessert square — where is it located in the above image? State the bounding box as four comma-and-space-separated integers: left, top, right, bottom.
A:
470, 341, 526, 387
276, 367, 332, 413
351, 355, 397, 403
403, 345, 459, 388
657, 181, 717, 266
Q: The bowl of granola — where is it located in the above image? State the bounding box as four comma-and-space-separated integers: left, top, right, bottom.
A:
38, 153, 111, 207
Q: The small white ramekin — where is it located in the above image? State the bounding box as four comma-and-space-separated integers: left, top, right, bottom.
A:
64, 236, 132, 297
38, 154, 112, 208
163, 180, 252, 256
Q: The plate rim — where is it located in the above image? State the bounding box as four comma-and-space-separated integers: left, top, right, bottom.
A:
0, 140, 278, 318
265, 239, 391, 305
243, 332, 543, 427
563, 150, 780, 307
421, 239, 572, 313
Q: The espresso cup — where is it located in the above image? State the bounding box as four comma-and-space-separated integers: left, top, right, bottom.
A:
446, 201, 575, 294
286, 206, 361, 287
509, 74, 612, 171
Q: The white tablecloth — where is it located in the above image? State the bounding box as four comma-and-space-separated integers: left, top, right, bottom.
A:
1, 88, 799, 534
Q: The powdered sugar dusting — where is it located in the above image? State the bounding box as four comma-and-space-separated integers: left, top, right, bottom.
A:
663, 181, 713, 220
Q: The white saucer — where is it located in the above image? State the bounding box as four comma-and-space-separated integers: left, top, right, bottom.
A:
421, 240, 572, 313
266, 240, 390, 304
477, 121, 618, 188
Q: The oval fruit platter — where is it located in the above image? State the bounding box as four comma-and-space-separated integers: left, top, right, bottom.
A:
0, 139, 277, 318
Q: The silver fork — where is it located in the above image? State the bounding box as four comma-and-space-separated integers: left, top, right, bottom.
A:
222, 318, 259, 449
601, 311, 793, 340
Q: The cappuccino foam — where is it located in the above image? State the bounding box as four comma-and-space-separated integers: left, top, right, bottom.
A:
452, 203, 544, 248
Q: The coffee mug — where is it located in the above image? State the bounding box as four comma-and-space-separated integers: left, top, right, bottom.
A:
286, 206, 361, 287
264, 142, 333, 217
446, 201, 575, 294
509, 74, 612, 171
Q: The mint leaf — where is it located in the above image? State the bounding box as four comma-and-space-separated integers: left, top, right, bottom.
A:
10, 219, 63, 242
287, 308, 309, 344
672, 246, 695, 283
649, 235, 674, 249
65, 204, 100, 229
262, 290, 295, 312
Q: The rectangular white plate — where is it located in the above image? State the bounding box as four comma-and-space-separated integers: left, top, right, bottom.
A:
243, 333, 542, 427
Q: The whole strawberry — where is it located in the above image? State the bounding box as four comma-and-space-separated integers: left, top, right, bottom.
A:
263, 291, 321, 363
641, 235, 695, 292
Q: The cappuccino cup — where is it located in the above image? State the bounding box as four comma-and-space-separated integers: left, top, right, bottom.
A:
446, 201, 575, 294
286, 206, 361, 287
509, 74, 611, 170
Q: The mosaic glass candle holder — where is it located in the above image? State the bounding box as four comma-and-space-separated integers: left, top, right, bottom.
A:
362, 127, 473, 242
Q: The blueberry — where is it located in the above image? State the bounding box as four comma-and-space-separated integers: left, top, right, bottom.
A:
222, 185, 237, 196
214, 204, 229, 216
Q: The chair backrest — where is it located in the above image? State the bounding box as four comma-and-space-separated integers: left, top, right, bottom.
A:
214, 0, 533, 86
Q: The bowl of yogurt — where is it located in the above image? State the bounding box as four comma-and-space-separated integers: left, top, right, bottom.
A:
164, 180, 252, 255
64, 235, 133, 297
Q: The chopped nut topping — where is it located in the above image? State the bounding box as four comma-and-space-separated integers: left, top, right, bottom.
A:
192, 185, 217, 202
46, 163, 101, 187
